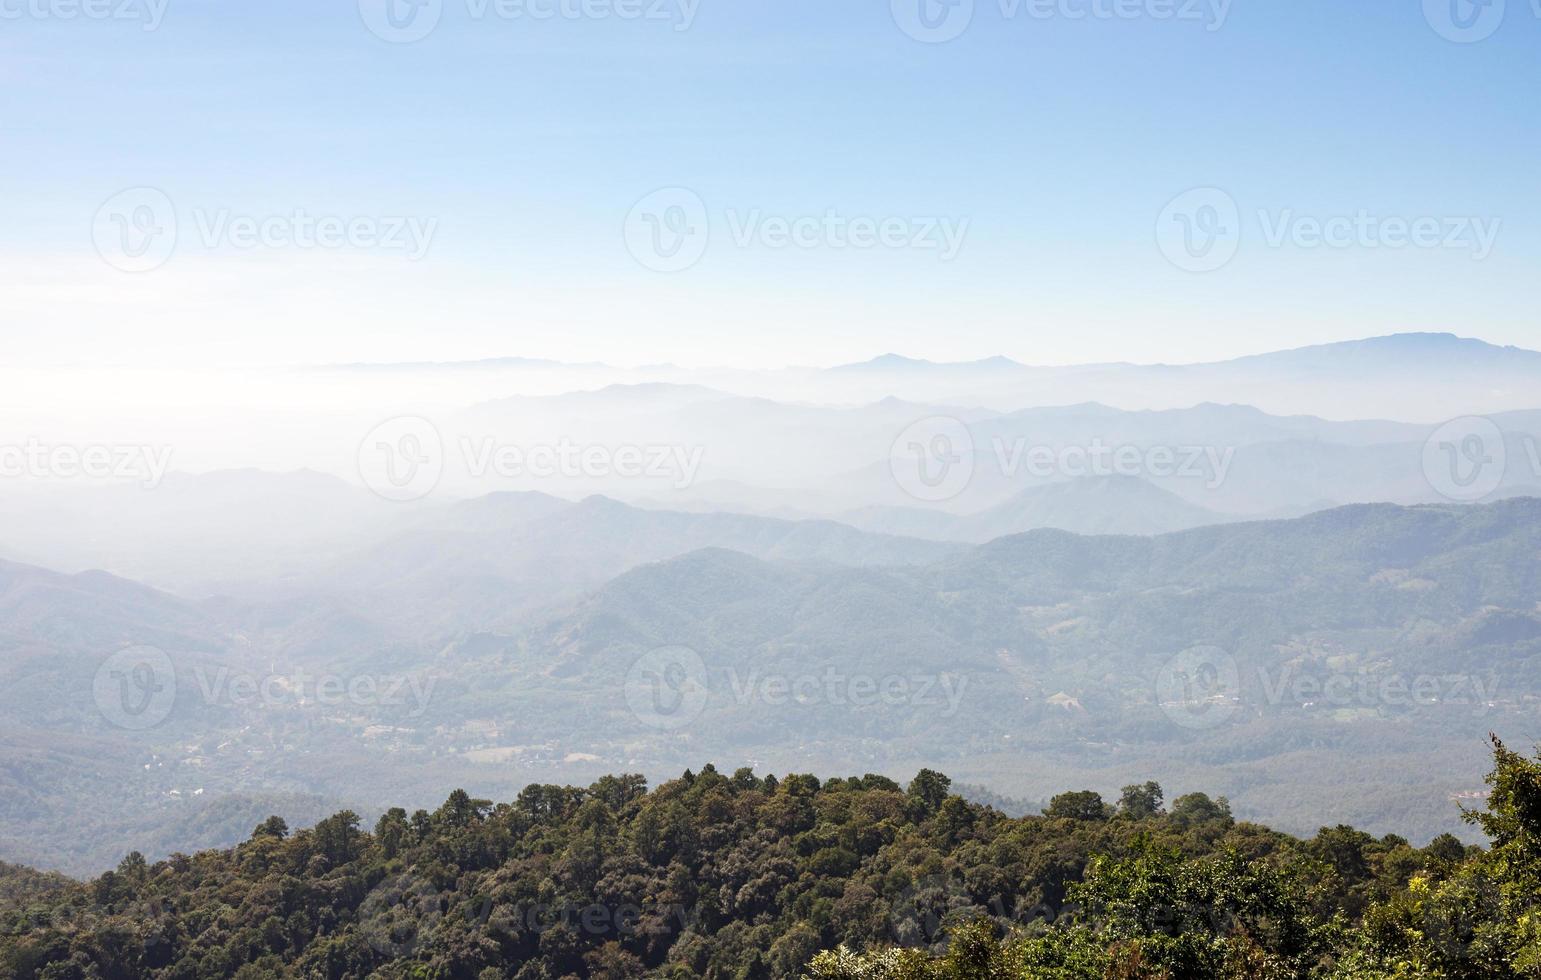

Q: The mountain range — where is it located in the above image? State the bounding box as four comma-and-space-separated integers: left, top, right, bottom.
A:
5, 393, 1540, 601
317, 332, 1541, 420
3, 495, 1538, 873
5, 333, 1541, 874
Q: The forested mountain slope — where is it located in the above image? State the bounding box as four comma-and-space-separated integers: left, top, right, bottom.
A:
3, 738, 1538, 979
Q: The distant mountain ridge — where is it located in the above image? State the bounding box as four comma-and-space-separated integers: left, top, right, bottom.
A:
341, 332, 1537, 377
298, 331, 1541, 422
300, 493, 965, 634
844, 475, 1232, 541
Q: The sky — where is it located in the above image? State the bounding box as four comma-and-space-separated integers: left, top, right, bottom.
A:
1, 0, 1538, 370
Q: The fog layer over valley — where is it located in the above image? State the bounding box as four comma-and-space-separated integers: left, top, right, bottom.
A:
0, 335, 1536, 875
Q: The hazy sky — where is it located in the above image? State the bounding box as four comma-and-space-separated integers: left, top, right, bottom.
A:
2, 0, 1538, 369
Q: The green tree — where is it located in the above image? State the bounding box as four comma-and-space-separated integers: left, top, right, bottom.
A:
907, 770, 953, 816
1341, 735, 1541, 978
1117, 782, 1164, 820
251, 816, 288, 840
1043, 791, 1108, 822
1169, 792, 1233, 828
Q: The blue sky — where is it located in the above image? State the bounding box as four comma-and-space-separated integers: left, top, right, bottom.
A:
2, 0, 1538, 369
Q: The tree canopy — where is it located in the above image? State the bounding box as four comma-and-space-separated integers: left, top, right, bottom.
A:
2, 740, 1537, 979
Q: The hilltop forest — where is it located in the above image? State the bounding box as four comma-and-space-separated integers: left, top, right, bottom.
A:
3, 736, 1539, 979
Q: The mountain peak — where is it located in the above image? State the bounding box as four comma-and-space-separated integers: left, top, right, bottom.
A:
832, 353, 935, 372
1226, 332, 1541, 368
